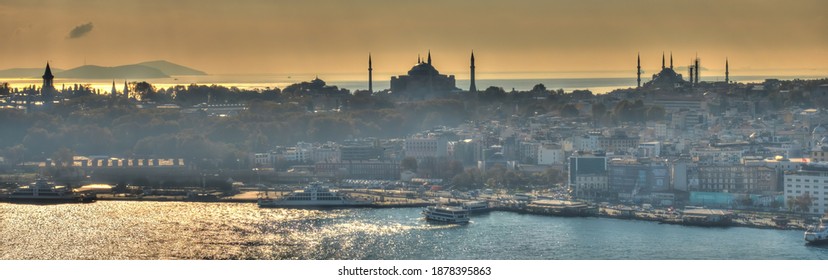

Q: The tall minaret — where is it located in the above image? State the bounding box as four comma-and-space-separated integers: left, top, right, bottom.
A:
42, 62, 54, 91
368, 53, 373, 93
636, 53, 641, 88
427, 50, 432, 65
670, 52, 673, 70
661, 52, 665, 69
694, 56, 700, 84
111, 80, 117, 97
470, 51, 477, 92
725, 58, 729, 84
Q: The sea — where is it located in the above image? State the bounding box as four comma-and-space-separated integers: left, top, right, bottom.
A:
1, 201, 826, 260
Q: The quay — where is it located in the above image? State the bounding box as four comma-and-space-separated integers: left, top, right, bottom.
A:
25, 189, 809, 231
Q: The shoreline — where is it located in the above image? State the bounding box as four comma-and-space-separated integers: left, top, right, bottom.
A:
2, 193, 806, 232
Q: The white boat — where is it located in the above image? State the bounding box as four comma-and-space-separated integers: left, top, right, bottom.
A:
422, 205, 470, 224
462, 200, 491, 214
805, 217, 828, 244
257, 182, 373, 208
5, 178, 93, 203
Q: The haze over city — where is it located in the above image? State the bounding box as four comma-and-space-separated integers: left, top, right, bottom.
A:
1, 0, 826, 79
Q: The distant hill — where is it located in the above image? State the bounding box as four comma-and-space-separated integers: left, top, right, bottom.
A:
59, 65, 169, 79
137, 60, 206, 76
0, 60, 206, 79
0, 68, 63, 78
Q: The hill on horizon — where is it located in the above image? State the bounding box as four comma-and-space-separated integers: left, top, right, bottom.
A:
0, 60, 206, 79
136, 60, 207, 76
58, 65, 170, 79
0, 67, 64, 78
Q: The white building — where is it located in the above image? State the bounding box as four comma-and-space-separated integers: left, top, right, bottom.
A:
638, 141, 661, 157
404, 136, 448, 160
784, 168, 828, 215
538, 144, 565, 165
573, 132, 602, 152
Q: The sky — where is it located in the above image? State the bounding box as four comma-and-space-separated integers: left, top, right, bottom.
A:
0, 0, 826, 80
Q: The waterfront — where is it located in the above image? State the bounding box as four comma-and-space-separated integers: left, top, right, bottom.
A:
1, 201, 826, 260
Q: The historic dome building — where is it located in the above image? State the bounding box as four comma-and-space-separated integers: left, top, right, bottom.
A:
390, 51, 458, 99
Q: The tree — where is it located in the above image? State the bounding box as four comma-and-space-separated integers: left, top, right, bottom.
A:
795, 194, 813, 213
52, 147, 74, 168
591, 102, 607, 124
561, 104, 579, 117
401, 157, 418, 172
531, 84, 547, 94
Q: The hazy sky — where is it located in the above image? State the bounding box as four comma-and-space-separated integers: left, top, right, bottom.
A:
1, 0, 826, 79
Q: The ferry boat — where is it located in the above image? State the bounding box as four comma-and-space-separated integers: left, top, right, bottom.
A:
462, 200, 492, 214
5, 178, 93, 203
422, 205, 470, 224
257, 182, 373, 208
805, 217, 828, 244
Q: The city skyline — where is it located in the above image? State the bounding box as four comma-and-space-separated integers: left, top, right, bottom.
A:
1, 0, 826, 78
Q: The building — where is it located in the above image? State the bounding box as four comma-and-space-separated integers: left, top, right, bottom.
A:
696, 164, 777, 194
390, 51, 457, 98
608, 158, 671, 197
538, 144, 565, 166
568, 154, 608, 198
340, 140, 382, 161
642, 52, 690, 90
572, 174, 609, 199
314, 160, 402, 180
404, 134, 448, 160
599, 130, 640, 153
784, 167, 828, 215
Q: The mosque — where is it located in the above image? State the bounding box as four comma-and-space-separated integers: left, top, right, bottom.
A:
372, 51, 476, 99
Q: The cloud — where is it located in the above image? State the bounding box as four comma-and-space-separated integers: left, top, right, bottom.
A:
67, 22, 94, 39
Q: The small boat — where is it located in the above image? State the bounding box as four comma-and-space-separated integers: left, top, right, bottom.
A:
422, 205, 470, 224
805, 217, 828, 244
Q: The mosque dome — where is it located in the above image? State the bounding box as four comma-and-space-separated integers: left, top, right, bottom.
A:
407, 63, 440, 76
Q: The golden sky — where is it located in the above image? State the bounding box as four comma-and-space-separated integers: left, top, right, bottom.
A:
1, 0, 826, 79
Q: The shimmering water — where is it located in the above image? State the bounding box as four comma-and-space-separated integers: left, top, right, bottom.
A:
1, 201, 826, 260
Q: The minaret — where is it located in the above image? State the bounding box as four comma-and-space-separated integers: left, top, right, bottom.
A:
111, 80, 117, 97
694, 56, 700, 84
725, 58, 729, 84
670, 52, 673, 70
661, 52, 665, 69
368, 53, 373, 93
42, 62, 54, 91
470, 51, 477, 92
636, 53, 641, 88
427, 50, 432, 65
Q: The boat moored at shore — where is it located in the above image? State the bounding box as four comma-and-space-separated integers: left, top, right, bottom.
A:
3, 178, 95, 203
257, 182, 373, 208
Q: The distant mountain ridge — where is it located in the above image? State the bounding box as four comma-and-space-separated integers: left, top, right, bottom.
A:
0, 67, 64, 78
137, 60, 207, 76
0, 60, 206, 79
